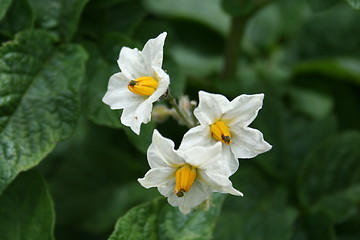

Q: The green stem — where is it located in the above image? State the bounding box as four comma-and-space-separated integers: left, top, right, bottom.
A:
221, 0, 275, 81
167, 94, 194, 129
221, 15, 246, 81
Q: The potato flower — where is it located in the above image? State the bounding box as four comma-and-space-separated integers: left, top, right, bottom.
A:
180, 91, 272, 176
102, 32, 169, 134
138, 130, 242, 214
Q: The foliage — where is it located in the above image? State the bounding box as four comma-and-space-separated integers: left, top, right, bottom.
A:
0, 0, 359, 239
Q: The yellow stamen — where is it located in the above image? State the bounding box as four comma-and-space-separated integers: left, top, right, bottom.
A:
174, 164, 197, 197
128, 76, 158, 96
210, 120, 232, 145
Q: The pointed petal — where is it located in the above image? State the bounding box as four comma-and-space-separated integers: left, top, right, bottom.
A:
167, 181, 211, 214
147, 66, 170, 103
194, 91, 232, 125
231, 126, 272, 158
221, 144, 239, 176
138, 167, 175, 188
120, 105, 140, 134
117, 47, 151, 79
147, 130, 185, 168
179, 125, 214, 150
199, 171, 243, 196
142, 32, 167, 68
102, 72, 143, 109
223, 94, 264, 127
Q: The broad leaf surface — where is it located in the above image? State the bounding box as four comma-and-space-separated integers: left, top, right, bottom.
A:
108, 194, 225, 240
0, 0, 12, 22
0, 0, 33, 37
27, 0, 89, 40
0, 30, 87, 193
215, 167, 297, 240
347, 0, 360, 9
306, 0, 340, 11
0, 171, 55, 240
143, 0, 229, 35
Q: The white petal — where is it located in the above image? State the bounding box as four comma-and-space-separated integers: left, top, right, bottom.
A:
142, 32, 167, 68
167, 181, 211, 214
120, 105, 140, 134
138, 167, 175, 188
194, 91, 232, 125
147, 130, 185, 168
179, 125, 214, 150
118, 47, 150, 79
223, 94, 264, 127
102, 72, 144, 109
147, 66, 170, 103
230, 126, 272, 158
221, 144, 239, 176
182, 142, 222, 169
199, 171, 243, 196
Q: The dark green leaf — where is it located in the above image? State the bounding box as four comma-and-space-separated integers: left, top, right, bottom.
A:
347, 0, 360, 9
27, 0, 89, 40
215, 167, 298, 240
143, 0, 229, 35
294, 58, 360, 86
299, 131, 360, 207
0, 0, 33, 37
0, 171, 55, 240
306, 0, 340, 11
0, 0, 12, 22
124, 120, 156, 154
0, 30, 87, 193
108, 193, 225, 240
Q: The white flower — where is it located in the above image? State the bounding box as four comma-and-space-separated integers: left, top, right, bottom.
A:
138, 130, 242, 214
102, 32, 170, 135
180, 91, 272, 176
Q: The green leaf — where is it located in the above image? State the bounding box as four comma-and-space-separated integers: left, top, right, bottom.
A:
0, 171, 55, 240
124, 120, 156, 154
0, 0, 12, 22
0, 30, 87, 193
294, 58, 360, 86
27, 0, 89, 40
82, 40, 122, 129
306, 0, 340, 11
214, 167, 298, 240
143, 0, 229, 36
108, 193, 225, 240
299, 131, 360, 208
347, 0, 360, 9
0, 0, 33, 37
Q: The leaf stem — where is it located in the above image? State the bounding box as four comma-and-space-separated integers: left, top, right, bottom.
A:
167, 94, 194, 129
221, 15, 246, 81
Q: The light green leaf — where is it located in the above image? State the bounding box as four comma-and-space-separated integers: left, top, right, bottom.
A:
299, 131, 360, 208
347, 0, 360, 9
0, 0, 33, 37
306, 0, 340, 11
143, 0, 229, 36
27, 0, 89, 40
0, 0, 12, 22
0, 30, 87, 193
108, 193, 225, 240
0, 171, 55, 240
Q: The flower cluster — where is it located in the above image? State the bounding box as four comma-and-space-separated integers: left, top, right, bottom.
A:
103, 32, 271, 214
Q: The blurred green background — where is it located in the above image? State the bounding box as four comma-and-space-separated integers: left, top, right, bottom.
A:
0, 0, 360, 239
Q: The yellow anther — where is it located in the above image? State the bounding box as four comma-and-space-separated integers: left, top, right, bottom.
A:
174, 164, 197, 197
210, 120, 232, 145
128, 76, 158, 96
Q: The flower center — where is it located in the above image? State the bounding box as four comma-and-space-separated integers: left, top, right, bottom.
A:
128, 76, 158, 96
174, 164, 197, 197
210, 120, 232, 145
